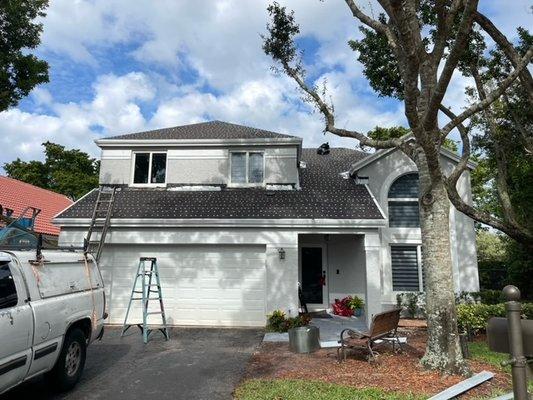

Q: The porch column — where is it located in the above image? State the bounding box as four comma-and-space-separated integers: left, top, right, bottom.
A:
364, 232, 382, 327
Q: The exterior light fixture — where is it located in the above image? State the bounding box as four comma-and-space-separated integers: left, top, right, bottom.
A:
278, 248, 286, 260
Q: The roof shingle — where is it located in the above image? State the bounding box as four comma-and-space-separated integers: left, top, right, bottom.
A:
57, 148, 383, 221
103, 121, 299, 141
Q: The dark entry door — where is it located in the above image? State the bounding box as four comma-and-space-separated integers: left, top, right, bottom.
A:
301, 247, 324, 305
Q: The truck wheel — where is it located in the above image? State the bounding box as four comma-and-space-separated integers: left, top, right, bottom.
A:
48, 328, 87, 392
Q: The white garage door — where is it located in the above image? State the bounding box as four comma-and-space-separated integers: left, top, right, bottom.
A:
99, 244, 266, 327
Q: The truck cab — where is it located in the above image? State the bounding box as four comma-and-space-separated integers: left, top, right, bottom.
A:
0, 248, 105, 395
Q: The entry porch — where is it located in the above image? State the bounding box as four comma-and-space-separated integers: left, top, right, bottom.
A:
298, 233, 382, 327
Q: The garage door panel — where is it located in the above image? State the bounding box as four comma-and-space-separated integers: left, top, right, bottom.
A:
102, 244, 266, 327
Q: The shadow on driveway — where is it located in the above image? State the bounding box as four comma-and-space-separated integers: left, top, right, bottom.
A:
1, 326, 264, 400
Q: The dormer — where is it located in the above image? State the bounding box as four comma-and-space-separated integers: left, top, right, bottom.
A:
95, 121, 302, 189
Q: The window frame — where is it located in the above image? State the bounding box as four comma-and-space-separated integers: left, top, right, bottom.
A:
229, 150, 265, 187
131, 151, 168, 187
387, 173, 420, 228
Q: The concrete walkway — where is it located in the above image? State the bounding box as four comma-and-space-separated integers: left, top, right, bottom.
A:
310, 315, 367, 342
263, 315, 367, 344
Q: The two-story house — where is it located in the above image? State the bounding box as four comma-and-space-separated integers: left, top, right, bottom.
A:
55, 121, 479, 327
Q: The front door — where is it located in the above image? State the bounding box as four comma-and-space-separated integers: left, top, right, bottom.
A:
300, 246, 327, 310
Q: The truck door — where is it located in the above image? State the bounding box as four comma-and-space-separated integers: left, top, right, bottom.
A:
0, 259, 33, 394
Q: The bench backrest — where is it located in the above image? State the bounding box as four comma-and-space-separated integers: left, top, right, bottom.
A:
368, 308, 401, 339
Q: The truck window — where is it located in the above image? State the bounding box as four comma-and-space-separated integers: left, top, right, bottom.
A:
0, 262, 18, 309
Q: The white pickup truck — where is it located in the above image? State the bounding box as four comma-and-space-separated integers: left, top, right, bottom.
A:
0, 249, 106, 395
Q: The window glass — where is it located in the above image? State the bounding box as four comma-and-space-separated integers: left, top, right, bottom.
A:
151, 153, 167, 184
231, 153, 246, 183
388, 173, 420, 227
0, 263, 18, 309
248, 153, 264, 183
391, 246, 420, 291
389, 201, 420, 227
389, 173, 419, 198
133, 153, 150, 184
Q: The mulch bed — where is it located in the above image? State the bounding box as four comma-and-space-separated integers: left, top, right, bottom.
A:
244, 328, 511, 398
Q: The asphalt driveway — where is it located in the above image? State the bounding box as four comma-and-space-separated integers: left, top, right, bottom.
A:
2, 327, 264, 400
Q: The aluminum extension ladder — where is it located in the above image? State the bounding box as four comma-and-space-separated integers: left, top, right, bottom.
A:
121, 257, 170, 343
85, 185, 118, 263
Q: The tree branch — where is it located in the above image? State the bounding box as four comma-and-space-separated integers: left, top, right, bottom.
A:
441, 46, 533, 136
425, 0, 478, 129
440, 105, 533, 247
431, 0, 465, 63
344, 0, 400, 52
281, 61, 402, 150
474, 10, 533, 104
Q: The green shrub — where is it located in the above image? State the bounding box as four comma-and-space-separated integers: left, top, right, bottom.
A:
456, 302, 533, 331
266, 310, 311, 332
347, 295, 365, 310
396, 292, 425, 318
267, 310, 287, 332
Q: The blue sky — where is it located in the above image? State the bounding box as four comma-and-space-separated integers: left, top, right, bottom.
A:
1, 0, 531, 168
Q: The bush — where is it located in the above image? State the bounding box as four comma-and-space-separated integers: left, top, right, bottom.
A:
266, 310, 311, 332
456, 302, 533, 331
456, 290, 505, 305
347, 295, 365, 310
396, 292, 425, 318
267, 310, 287, 332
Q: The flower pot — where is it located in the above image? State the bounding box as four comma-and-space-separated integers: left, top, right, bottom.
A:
354, 308, 363, 317
288, 326, 320, 354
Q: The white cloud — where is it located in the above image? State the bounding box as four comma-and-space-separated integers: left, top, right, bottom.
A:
2, 0, 529, 169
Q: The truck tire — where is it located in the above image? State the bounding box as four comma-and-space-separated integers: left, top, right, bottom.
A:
47, 328, 87, 392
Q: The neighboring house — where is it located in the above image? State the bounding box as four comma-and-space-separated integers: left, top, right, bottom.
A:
0, 176, 73, 241
54, 121, 479, 327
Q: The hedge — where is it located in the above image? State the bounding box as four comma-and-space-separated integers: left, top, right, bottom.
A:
456, 302, 533, 331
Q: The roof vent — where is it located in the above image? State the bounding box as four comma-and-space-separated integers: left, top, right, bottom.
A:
317, 142, 330, 155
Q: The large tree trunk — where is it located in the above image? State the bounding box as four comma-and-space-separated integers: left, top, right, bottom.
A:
416, 155, 469, 375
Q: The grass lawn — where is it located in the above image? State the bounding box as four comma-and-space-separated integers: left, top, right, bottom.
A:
234, 379, 424, 400
468, 341, 532, 396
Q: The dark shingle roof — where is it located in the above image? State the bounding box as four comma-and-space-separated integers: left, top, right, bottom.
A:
103, 121, 299, 141
57, 148, 383, 221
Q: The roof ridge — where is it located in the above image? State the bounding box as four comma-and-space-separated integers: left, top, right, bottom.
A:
102, 120, 299, 141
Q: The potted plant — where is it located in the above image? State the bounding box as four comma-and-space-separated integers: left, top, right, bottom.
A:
267, 311, 318, 353
286, 314, 319, 354
347, 295, 365, 317
332, 295, 365, 317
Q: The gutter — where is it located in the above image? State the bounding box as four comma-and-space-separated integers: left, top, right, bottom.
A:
53, 217, 387, 229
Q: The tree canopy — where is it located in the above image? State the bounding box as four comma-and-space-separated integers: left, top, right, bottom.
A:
0, 0, 49, 111
4, 142, 99, 200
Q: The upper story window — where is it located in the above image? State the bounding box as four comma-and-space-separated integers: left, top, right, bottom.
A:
230, 152, 264, 185
388, 173, 420, 227
133, 152, 167, 185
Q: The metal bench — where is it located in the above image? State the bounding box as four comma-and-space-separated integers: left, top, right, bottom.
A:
337, 308, 403, 362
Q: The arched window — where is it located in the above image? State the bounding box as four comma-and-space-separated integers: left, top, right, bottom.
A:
388, 173, 420, 227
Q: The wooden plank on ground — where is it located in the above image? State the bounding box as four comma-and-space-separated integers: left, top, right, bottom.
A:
427, 371, 494, 400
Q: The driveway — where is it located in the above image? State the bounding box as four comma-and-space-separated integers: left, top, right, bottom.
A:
1, 327, 263, 400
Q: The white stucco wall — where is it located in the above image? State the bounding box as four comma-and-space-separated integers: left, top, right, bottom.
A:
59, 226, 300, 322
357, 148, 479, 303
98, 145, 299, 186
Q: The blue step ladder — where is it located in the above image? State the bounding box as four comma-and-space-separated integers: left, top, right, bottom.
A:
121, 257, 170, 343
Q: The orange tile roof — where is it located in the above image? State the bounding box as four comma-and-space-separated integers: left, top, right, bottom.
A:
0, 176, 73, 236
